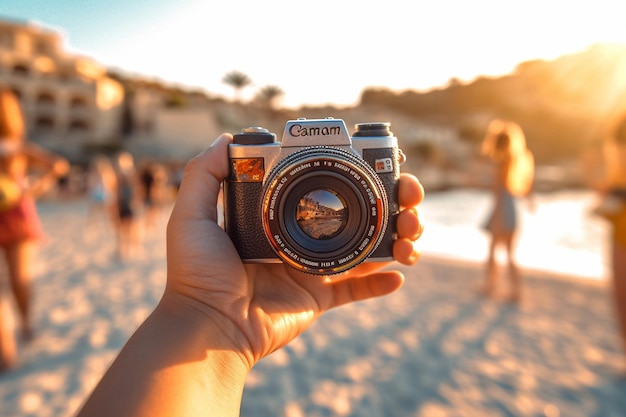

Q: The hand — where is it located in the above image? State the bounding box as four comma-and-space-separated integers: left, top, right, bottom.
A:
77, 133, 425, 417
165, 133, 425, 369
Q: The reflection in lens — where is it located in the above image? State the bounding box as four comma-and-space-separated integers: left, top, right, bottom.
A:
296, 189, 347, 240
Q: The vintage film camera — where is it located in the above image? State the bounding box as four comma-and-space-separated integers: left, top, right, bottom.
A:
224, 118, 405, 275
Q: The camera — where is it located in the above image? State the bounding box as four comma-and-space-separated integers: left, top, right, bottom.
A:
224, 118, 405, 275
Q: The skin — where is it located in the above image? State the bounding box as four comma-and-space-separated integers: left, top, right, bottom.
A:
483, 152, 521, 300
481, 130, 534, 302
77, 133, 424, 416
0, 123, 69, 369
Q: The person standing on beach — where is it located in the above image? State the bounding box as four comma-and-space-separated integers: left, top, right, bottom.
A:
75, 133, 425, 416
112, 151, 141, 260
591, 115, 626, 366
138, 159, 169, 233
85, 155, 118, 238
480, 119, 534, 302
0, 88, 69, 370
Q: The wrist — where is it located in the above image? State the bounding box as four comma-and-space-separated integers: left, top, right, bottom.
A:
79, 294, 250, 417
153, 294, 251, 412
155, 291, 252, 374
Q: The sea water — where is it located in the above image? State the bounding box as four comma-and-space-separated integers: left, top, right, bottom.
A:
418, 188, 610, 281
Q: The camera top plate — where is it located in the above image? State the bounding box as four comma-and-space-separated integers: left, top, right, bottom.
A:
281, 118, 352, 148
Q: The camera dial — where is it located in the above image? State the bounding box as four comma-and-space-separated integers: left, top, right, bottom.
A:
353, 122, 392, 137
233, 127, 276, 145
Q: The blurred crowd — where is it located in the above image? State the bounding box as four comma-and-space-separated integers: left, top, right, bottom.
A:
0, 87, 186, 369
83, 152, 177, 260
49, 153, 183, 260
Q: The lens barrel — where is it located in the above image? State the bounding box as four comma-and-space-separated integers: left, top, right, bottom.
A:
261, 146, 388, 275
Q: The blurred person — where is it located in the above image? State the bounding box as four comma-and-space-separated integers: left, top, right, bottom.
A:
0, 88, 69, 370
112, 151, 141, 260
85, 155, 117, 237
480, 119, 535, 302
76, 133, 425, 416
139, 159, 169, 232
590, 115, 626, 365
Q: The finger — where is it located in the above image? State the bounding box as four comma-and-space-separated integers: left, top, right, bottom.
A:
399, 173, 424, 208
329, 271, 405, 308
397, 207, 423, 241
393, 238, 421, 265
171, 134, 232, 223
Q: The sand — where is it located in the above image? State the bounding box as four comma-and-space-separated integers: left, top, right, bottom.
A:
1, 198, 625, 417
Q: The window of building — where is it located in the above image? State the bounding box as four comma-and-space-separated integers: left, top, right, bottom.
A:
70, 96, 88, 108
35, 116, 55, 129
34, 39, 54, 56
0, 30, 14, 49
12, 64, 30, 76
59, 70, 74, 82
36, 91, 56, 105
69, 120, 89, 131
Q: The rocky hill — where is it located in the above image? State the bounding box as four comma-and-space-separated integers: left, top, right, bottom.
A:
356, 43, 626, 164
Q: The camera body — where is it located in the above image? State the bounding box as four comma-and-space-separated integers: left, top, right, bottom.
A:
224, 118, 404, 275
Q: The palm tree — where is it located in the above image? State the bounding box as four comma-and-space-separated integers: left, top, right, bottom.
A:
256, 85, 284, 110
222, 70, 252, 102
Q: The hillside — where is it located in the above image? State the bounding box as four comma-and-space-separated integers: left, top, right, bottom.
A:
357, 43, 626, 164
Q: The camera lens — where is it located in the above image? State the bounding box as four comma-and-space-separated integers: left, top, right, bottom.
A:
296, 189, 347, 240
280, 172, 366, 256
261, 146, 388, 275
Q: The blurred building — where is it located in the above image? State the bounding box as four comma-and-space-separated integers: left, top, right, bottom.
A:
0, 18, 124, 162
122, 83, 221, 160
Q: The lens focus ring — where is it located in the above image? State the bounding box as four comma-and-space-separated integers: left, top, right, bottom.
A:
261, 146, 388, 275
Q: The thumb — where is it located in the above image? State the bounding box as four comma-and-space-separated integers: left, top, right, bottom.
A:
171, 133, 232, 224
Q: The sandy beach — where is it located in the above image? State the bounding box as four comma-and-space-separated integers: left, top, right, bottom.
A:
1, 197, 625, 417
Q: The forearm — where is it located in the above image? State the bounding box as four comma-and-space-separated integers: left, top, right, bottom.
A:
76, 297, 249, 417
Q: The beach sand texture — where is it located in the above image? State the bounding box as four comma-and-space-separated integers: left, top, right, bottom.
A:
1, 198, 625, 417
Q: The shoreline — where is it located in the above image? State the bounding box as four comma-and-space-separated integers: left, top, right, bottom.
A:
418, 253, 610, 289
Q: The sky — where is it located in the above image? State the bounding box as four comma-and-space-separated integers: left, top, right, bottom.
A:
2, 0, 626, 108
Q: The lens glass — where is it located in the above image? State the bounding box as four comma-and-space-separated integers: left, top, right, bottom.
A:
296, 189, 347, 240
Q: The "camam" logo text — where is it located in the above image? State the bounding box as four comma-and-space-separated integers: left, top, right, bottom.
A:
289, 124, 342, 137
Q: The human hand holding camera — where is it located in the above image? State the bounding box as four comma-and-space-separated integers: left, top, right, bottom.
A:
167, 127, 424, 363
78, 123, 424, 417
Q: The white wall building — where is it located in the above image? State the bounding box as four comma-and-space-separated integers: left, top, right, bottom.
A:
0, 18, 124, 161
